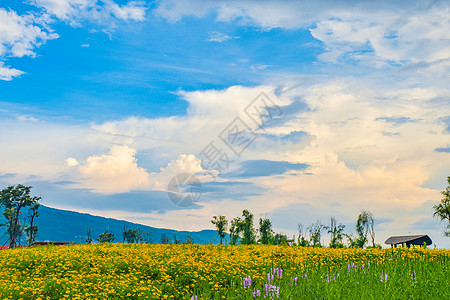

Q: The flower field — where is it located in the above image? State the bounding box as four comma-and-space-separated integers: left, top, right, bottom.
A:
0, 244, 449, 299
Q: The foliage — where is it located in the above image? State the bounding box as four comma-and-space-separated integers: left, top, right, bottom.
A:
85, 228, 93, 244
433, 176, 450, 237
25, 203, 40, 246
240, 209, 256, 245
183, 234, 194, 244
258, 217, 273, 245
272, 233, 289, 245
0, 185, 41, 248
211, 215, 228, 245
229, 217, 242, 245
121, 226, 152, 244
347, 211, 375, 248
297, 223, 309, 247
326, 217, 345, 248
96, 230, 115, 243
307, 220, 325, 247
161, 234, 170, 244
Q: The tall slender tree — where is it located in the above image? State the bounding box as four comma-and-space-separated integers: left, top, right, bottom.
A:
241, 210, 256, 245
347, 211, 375, 248
308, 220, 324, 247
211, 215, 228, 244
258, 217, 273, 245
297, 223, 309, 246
86, 228, 93, 244
229, 217, 242, 245
0, 185, 41, 248
326, 217, 345, 248
25, 203, 40, 246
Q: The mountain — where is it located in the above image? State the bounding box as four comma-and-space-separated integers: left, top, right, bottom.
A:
0, 205, 220, 245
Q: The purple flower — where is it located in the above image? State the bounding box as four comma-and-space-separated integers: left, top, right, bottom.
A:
253, 289, 261, 297
304, 272, 307, 279
190, 296, 197, 300
241, 276, 252, 289
292, 276, 298, 286
268, 272, 274, 284
264, 284, 280, 299
410, 270, 418, 283
270, 267, 283, 279
380, 272, 388, 282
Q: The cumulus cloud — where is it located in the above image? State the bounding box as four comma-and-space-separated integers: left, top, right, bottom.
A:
66, 145, 206, 194
74, 145, 151, 194
65, 157, 79, 167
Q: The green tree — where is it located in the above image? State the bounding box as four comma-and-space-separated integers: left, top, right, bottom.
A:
183, 234, 194, 244
173, 235, 181, 244
308, 220, 324, 247
433, 176, 450, 237
273, 233, 289, 245
297, 223, 309, 247
161, 234, 169, 244
25, 203, 40, 246
258, 217, 273, 245
0, 185, 41, 248
326, 217, 345, 248
229, 217, 242, 245
86, 228, 93, 244
96, 230, 115, 243
120, 225, 129, 243
240, 210, 256, 245
211, 215, 228, 244
347, 211, 374, 248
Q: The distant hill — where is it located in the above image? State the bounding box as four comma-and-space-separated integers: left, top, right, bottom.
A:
0, 205, 220, 245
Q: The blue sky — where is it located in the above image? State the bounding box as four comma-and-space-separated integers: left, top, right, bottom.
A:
1, 0, 450, 247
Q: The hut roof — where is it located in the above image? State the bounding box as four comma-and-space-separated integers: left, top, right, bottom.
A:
384, 235, 432, 245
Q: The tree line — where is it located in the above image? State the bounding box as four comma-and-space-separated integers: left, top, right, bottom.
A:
211, 209, 379, 248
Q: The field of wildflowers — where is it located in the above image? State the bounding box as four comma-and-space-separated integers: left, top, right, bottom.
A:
0, 244, 449, 299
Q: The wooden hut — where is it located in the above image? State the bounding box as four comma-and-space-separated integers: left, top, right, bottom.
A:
384, 235, 432, 248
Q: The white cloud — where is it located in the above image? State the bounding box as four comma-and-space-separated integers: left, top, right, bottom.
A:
0, 1, 146, 81
0, 8, 58, 58
207, 31, 237, 42
66, 145, 206, 194
17, 115, 39, 122
106, 0, 146, 21
155, 0, 450, 67
30, 0, 147, 25
250, 64, 269, 71
65, 157, 79, 167
310, 6, 450, 65
74, 145, 151, 194
0, 62, 25, 81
